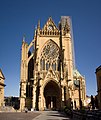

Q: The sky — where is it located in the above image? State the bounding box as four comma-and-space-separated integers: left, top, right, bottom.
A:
0, 0, 101, 97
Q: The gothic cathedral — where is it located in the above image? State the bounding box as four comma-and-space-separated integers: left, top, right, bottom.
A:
20, 16, 86, 111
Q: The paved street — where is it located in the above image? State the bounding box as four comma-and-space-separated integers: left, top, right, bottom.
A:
0, 111, 71, 120
33, 111, 71, 120
0, 112, 40, 120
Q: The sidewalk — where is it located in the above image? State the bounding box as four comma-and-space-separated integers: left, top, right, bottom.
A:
33, 111, 71, 120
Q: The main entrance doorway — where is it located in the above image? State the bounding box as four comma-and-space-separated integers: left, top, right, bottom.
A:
44, 80, 61, 110
46, 96, 56, 109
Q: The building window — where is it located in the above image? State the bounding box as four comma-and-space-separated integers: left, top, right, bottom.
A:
46, 62, 50, 70
57, 59, 60, 71
40, 59, 45, 70
52, 62, 56, 71
40, 40, 60, 71
74, 80, 80, 87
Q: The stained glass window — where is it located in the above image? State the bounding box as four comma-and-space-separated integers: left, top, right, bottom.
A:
40, 40, 59, 71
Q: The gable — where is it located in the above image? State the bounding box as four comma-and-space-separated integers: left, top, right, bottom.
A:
42, 17, 59, 31
45, 66, 58, 81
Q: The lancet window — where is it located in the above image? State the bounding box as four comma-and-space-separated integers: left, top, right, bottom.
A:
40, 58, 45, 70
40, 40, 60, 71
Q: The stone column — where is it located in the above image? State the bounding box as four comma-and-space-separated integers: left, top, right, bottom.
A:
43, 97, 46, 110
32, 86, 36, 110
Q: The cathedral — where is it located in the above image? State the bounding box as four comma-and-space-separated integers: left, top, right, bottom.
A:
19, 16, 86, 111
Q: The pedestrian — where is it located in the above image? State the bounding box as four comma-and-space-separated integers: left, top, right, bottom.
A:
25, 107, 28, 113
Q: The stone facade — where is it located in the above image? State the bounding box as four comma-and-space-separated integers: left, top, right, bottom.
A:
19, 16, 86, 111
0, 69, 6, 107
95, 65, 101, 109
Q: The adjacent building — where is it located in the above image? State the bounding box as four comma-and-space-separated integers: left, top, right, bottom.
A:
19, 16, 86, 111
95, 65, 101, 109
0, 69, 6, 107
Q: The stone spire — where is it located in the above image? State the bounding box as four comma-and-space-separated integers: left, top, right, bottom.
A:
22, 34, 26, 43
37, 20, 40, 29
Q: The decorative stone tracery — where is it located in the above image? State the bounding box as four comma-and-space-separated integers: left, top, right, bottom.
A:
40, 40, 59, 71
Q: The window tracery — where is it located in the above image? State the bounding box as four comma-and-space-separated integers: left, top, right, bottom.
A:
40, 40, 59, 71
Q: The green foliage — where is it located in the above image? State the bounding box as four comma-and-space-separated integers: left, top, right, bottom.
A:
79, 106, 86, 113
63, 106, 73, 118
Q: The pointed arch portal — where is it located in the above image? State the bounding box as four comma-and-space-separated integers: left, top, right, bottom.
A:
44, 80, 61, 110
